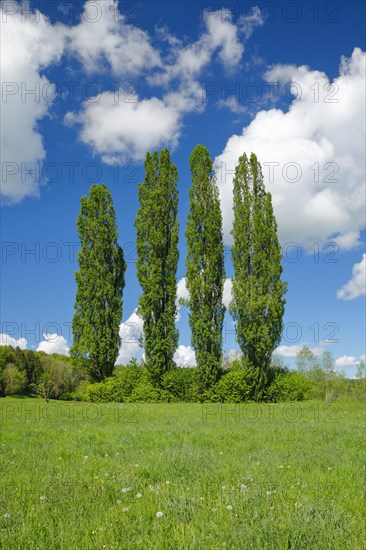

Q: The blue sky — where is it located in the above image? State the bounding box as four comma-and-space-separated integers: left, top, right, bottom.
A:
1, 0, 365, 375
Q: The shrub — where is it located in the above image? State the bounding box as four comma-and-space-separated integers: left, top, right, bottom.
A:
85, 366, 149, 403
3, 363, 27, 395
269, 371, 313, 402
128, 380, 160, 402
207, 368, 259, 403
161, 368, 200, 402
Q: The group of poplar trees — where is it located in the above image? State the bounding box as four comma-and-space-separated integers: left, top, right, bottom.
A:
71, 146, 287, 392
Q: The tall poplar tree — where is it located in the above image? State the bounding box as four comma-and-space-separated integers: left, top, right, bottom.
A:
71, 184, 126, 382
185, 145, 225, 391
135, 150, 179, 386
230, 153, 287, 381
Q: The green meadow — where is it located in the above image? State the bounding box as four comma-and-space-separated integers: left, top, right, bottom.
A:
1, 398, 365, 549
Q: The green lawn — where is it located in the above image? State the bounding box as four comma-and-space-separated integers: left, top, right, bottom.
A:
0, 398, 365, 549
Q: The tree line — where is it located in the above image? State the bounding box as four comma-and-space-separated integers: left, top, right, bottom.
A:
71, 146, 287, 393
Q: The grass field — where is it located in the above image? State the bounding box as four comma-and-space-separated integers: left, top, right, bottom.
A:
0, 397, 365, 549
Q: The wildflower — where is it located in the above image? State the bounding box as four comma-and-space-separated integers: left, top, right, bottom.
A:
40, 496, 46, 501
165, 480, 170, 485
122, 508, 128, 512
84, 456, 88, 460
328, 467, 332, 471
136, 493, 142, 498
211, 508, 217, 512
121, 487, 130, 493
266, 490, 272, 496
240, 484, 247, 493
199, 496, 204, 501
156, 511, 163, 518
134, 464, 139, 467
227, 505, 233, 511
116, 500, 122, 505
3, 513, 10, 519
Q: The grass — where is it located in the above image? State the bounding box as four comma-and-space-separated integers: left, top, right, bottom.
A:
0, 397, 365, 549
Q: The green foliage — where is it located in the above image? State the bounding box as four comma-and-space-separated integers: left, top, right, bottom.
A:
85, 366, 149, 402
135, 150, 179, 386
31, 374, 56, 403
269, 371, 314, 402
295, 345, 317, 374
184, 145, 225, 391
2, 363, 27, 395
230, 153, 287, 379
161, 367, 200, 402
39, 356, 79, 400
129, 380, 160, 402
71, 183, 126, 382
207, 368, 260, 403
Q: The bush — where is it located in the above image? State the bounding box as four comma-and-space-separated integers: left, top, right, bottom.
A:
128, 380, 160, 402
85, 366, 149, 403
269, 371, 313, 402
207, 368, 260, 403
3, 363, 27, 395
161, 368, 200, 402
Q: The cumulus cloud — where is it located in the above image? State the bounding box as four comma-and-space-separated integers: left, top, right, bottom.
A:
67, 0, 161, 76
274, 344, 324, 357
0, 1, 66, 203
0, 334, 27, 350
173, 345, 196, 367
337, 253, 366, 300
37, 334, 70, 355
2, 2, 263, 198
67, 90, 185, 164
335, 355, 356, 367
149, 8, 256, 87
117, 309, 143, 364
69, 7, 261, 163
215, 48, 366, 249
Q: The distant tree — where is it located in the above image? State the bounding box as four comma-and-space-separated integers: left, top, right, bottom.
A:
320, 351, 335, 403
135, 150, 179, 386
3, 363, 27, 395
71, 184, 126, 382
184, 145, 226, 391
295, 346, 317, 374
356, 360, 365, 379
230, 153, 287, 390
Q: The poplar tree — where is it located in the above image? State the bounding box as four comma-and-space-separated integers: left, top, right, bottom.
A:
184, 145, 225, 391
230, 153, 287, 381
135, 150, 179, 386
71, 184, 126, 382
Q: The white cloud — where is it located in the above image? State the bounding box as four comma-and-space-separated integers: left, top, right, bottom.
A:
67, 0, 161, 76
215, 48, 366, 249
68, 90, 183, 164
335, 355, 356, 367
177, 277, 189, 302
37, 334, 70, 355
117, 309, 143, 364
337, 253, 366, 300
0, 334, 27, 350
360, 354, 366, 361
274, 344, 324, 357
333, 231, 361, 251
223, 278, 233, 308
173, 345, 196, 367
0, 1, 66, 203
218, 96, 247, 114
149, 9, 249, 87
